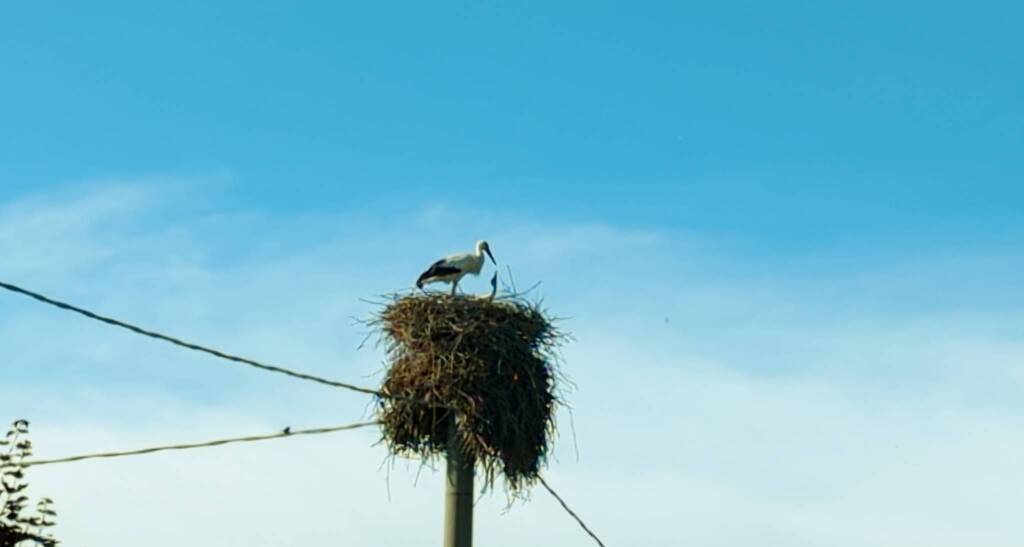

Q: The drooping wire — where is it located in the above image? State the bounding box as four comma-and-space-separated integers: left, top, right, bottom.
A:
539, 476, 607, 547
0, 280, 384, 397
23, 421, 379, 467
3, 280, 606, 546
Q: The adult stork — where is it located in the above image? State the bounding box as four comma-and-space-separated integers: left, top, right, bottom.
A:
416, 240, 497, 296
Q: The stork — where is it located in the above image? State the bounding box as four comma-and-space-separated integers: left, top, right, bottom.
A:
473, 272, 499, 301
416, 240, 497, 296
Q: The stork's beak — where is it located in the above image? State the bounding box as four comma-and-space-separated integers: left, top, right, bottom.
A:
485, 246, 497, 265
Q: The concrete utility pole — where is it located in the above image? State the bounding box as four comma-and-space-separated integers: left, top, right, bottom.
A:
443, 415, 474, 547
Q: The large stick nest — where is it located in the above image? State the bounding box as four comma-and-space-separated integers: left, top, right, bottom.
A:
372, 293, 566, 493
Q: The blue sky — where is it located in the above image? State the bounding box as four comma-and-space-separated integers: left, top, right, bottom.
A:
3, 2, 1022, 242
2, 2, 1023, 546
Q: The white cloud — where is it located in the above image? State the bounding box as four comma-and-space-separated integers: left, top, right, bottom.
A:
3, 180, 1024, 546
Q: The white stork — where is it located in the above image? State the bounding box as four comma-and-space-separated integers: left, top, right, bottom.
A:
416, 240, 497, 296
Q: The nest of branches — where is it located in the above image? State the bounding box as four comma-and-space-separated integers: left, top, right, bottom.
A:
372, 293, 565, 493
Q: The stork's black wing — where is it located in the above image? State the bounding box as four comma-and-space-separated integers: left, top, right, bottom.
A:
416, 259, 462, 288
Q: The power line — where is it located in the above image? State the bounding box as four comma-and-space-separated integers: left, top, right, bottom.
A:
22, 421, 379, 467
24, 422, 609, 546
539, 476, 607, 547
0, 280, 384, 398
3, 280, 606, 545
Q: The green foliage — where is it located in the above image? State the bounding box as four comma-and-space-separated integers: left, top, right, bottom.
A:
1, 420, 58, 547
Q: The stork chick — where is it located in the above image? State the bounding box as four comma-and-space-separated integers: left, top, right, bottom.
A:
416, 240, 497, 296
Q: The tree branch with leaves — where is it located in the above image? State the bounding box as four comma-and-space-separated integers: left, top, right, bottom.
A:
1, 420, 58, 547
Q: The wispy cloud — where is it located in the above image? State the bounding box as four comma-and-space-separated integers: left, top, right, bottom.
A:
3, 180, 1023, 546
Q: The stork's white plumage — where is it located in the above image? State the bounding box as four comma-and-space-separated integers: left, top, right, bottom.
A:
416, 240, 496, 295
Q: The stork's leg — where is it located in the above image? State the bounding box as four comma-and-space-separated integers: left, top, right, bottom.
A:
450, 281, 458, 296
